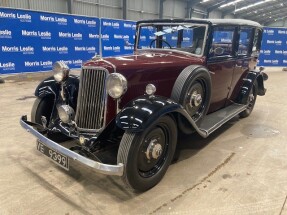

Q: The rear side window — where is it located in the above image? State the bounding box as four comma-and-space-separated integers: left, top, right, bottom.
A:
209, 26, 235, 57
238, 27, 253, 55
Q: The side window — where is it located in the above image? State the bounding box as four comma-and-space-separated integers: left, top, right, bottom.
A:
238, 27, 253, 56
252, 28, 262, 55
209, 26, 235, 58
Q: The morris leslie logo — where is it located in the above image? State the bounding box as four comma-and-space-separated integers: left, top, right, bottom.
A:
74, 46, 96, 52
0, 29, 12, 38
103, 21, 119, 28
74, 18, 96, 26
1, 46, 34, 54
40, 15, 67, 25
24, 61, 53, 67
22, 30, 52, 39
0, 62, 15, 70
264, 29, 274, 34
89, 33, 99, 39
59, 32, 82, 40
103, 46, 120, 51
0, 11, 31, 21
42, 46, 68, 53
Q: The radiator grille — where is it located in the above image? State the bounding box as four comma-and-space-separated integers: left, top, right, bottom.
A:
75, 67, 108, 131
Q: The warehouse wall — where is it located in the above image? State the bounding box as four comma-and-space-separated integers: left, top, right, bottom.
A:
0, 0, 186, 20
268, 19, 287, 27
0, 0, 233, 21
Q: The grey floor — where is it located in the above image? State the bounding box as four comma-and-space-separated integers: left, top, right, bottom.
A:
0, 68, 286, 215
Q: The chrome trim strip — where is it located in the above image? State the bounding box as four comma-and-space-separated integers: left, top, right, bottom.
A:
20, 116, 124, 176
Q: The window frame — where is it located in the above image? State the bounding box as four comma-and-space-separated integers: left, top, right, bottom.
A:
208, 25, 237, 59
237, 26, 254, 57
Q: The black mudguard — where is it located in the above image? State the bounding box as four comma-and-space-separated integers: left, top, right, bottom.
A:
35, 75, 79, 108
116, 95, 182, 133
237, 70, 267, 104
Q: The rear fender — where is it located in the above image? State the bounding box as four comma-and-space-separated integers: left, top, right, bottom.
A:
237, 70, 266, 104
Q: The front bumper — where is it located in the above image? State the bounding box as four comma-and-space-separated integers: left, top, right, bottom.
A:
20, 116, 124, 176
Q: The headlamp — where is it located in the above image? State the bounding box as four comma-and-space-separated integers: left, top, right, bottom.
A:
53, 61, 70, 83
57, 105, 75, 124
106, 73, 127, 99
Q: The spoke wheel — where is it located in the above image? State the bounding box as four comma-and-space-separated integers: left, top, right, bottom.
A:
183, 80, 206, 122
239, 83, 257, 118
117, 116, 177, 191
171, 65, 211, 132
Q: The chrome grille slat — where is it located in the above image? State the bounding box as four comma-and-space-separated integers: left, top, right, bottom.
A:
75, 67, 108, 132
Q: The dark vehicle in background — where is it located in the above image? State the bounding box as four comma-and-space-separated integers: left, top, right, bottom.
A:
21, 18, 267, 191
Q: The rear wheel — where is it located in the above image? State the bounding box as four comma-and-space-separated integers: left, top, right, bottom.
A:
239, 83, 257, 118
117, 115, 177, 191
171, 65, 211, 134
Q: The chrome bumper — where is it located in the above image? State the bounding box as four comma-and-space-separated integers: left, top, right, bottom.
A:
20, 116, 124, 176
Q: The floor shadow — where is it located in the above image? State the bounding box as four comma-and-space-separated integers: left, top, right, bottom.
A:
175, 115, 240, 163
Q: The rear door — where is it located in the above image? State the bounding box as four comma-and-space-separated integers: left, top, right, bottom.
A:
228, 26, 256, 102
207, 25, 237, 113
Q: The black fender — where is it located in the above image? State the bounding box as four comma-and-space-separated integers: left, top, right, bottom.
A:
237, 70, 267, 104
35, 75, 79, 108
116, 95, 182, 133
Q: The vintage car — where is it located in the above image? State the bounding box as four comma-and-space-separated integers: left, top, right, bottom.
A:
20, 18, 267, 191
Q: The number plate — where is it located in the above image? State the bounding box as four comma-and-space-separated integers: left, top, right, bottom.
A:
36, 140, 69, 171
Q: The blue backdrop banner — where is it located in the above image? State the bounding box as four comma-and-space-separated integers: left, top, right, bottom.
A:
101, 18, 136, 57
258, 27, 287, 67
1, 7, 285, 74
0, 8, 100, 74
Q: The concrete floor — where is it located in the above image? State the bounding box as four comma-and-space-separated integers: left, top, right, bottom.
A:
0, 68, 286, 215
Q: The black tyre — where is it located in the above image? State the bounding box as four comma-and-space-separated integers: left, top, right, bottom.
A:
171, 65, 211, 128
239, 82, 257, 118
117, 115, 177, 191
31, 97, 69, 142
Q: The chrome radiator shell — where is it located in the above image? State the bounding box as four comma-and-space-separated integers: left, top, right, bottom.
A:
75, 67, 108, 133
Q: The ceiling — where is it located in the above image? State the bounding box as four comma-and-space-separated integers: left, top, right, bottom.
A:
198, 0, 287, 25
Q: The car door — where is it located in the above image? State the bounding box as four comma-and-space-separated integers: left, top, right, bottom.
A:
227, 26, 257, 103
207, 25, 237, 113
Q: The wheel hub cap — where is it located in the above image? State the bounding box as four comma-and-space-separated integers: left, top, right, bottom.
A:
146, 139, 163, 160
190, 91, 202, 107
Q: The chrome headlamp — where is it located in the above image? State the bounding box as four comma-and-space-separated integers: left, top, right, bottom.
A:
53, 61, 70, 83
57, 105, 75, 124
106, 73, 127, 99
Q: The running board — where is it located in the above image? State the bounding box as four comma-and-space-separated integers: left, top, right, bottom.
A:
199, 103, 247, 137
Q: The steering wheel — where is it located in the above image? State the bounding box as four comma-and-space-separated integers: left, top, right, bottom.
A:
149, 38, 172, 49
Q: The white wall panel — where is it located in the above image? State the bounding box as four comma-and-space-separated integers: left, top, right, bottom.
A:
0, 0, 67, 13
224, 14, 235, 19
73, 0, 121, 18
209, 9, 221, 19
127, 0, 158, 21
4, 0, 29, 9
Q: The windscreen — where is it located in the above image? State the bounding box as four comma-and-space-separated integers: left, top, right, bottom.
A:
137, 24, 207, 55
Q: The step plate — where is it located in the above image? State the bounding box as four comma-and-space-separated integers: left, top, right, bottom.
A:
199, 104, 247, 136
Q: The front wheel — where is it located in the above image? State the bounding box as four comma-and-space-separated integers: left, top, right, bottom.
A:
117, 115, 177, 191
31, 97, 70, 142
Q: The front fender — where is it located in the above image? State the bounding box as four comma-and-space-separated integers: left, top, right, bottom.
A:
237, 70, 267, 104
35, 76, 59, 98
35, 75, 79, 107
116, 95, 181, 132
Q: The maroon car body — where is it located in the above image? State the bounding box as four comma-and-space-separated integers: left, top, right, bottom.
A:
20, 18, 267, 191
